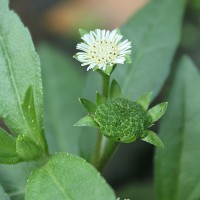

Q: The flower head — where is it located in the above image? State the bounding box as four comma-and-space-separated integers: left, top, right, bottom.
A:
75, 29, 132, 72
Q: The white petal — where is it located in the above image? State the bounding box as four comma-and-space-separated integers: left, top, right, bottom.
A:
115, 35, 123, 43
102, 30, 106, 40
82, 34, 93, 45
105, 30, 110, 40
109, 29, 117, 41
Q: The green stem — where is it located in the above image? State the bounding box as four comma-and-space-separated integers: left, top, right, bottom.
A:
96, 140, 119, 171
92, 72, 110, 167
101, 72, 110, 98
92, 131, 103, 166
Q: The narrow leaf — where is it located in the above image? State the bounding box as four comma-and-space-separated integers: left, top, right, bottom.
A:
96, 92, 106, 105
22, 86, 46, 149
0, 128, 21, 164
25, 153, 116, 200
142, 130, 164, 148
136, 92, 152, 110
155, 56, 200, 200
0, 0, 43, 139
147, 102, 168, 124
109, 79, 122, 99
79, 98, 97, 113
74, 115, 98, 128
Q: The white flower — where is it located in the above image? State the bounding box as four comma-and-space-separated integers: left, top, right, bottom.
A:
75, 29, 132, 71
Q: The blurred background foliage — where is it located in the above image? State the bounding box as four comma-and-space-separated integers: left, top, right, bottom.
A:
0, 0, 200, 199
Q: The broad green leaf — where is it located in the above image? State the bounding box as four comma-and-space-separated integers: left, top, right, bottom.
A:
147, 102, 168, 125
0, 185, 10, 200
25, 153, 116, 200
136, 92, 152, 110
38, 43, 86, 154
79, 98, 97, 113
109, 79, 122, 99
117, 0, 186, 99
0, 0, 44, 144
142, 130, 164, 148
0, 128, 21, 164
0, 162, 38, 200
74, 115, 98, 128
155, 56, 200, 200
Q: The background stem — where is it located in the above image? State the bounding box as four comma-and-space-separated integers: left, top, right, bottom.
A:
92, 131, 103, 166
96, 140, 119, 171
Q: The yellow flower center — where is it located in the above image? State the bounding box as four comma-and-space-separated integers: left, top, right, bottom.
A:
88, 40, 119, 64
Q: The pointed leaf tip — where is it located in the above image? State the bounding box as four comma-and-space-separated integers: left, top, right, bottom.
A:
136, 92, 152, 110
74, 115, 99, 128
142, 130, 164, 148
109, 79, 122, 99
147, 102, 168, 125
79, 98, 97, 114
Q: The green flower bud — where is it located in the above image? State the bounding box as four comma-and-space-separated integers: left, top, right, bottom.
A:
94, 98, 147, 143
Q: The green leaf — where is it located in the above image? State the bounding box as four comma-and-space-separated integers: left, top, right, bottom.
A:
79, 28, 89, 37
16, 134, 42, 161
155, 56, 200, 200
141, 130, 164, 148
147, 102, 168, 125
0, 1, 44, 143
38, 43, 86, 154
0, 162, 38, 200
22, 86, 46, 150
74, 115, 98, 128
96, 92, 106, 105
0, 128, 21, 164
136, 92, 152, 110
0, 185, 10, 200
116, 0, 187, 99
25, 153, 116, 200
109, 79, 122, 99
79, 98, 97, 113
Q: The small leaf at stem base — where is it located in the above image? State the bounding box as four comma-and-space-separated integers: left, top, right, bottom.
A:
142, 130, 164, 148
74, 115, 99, 128
79, 98, 97, 114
